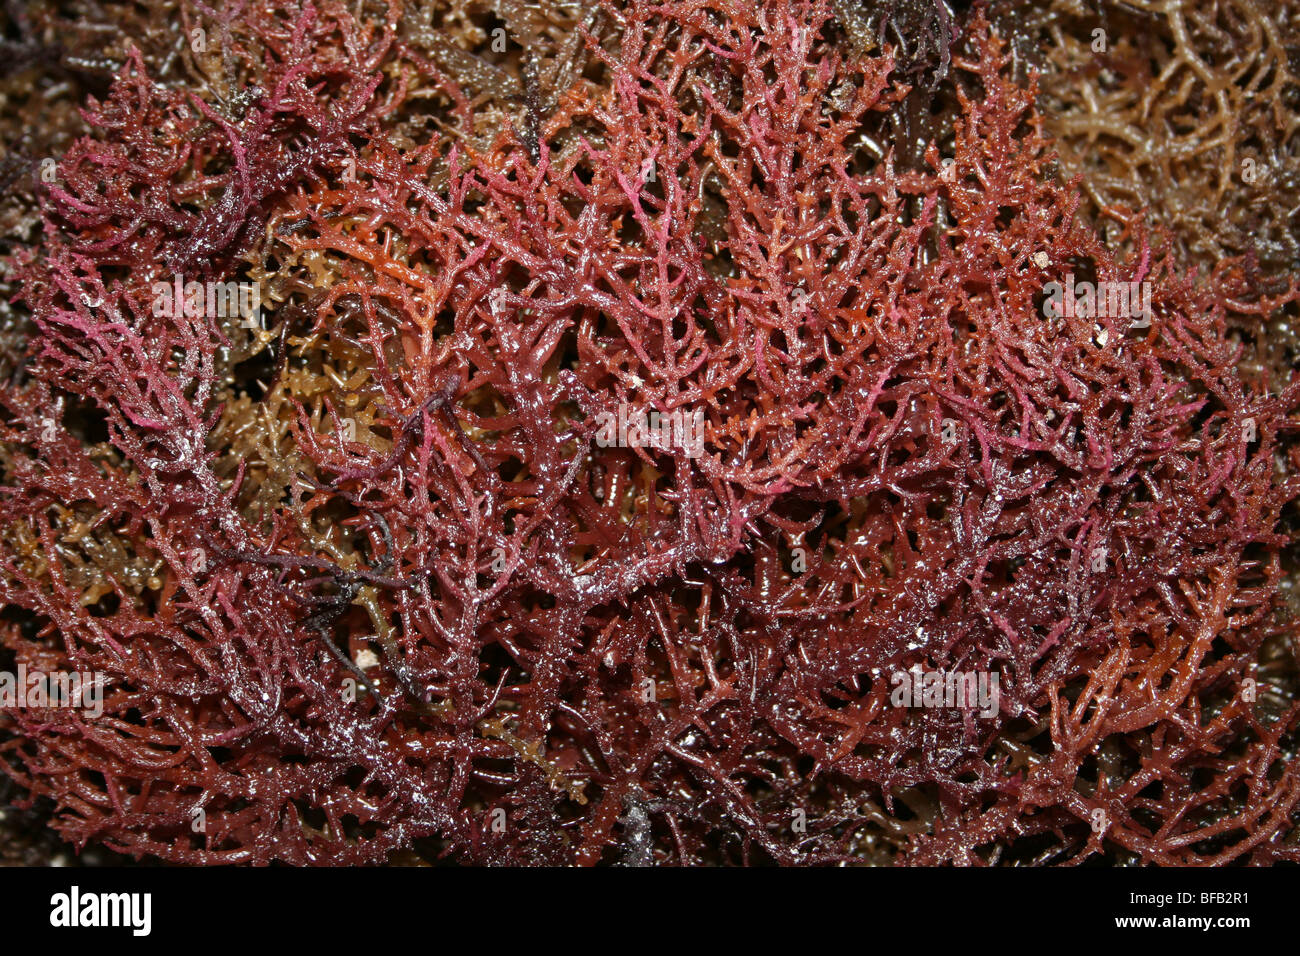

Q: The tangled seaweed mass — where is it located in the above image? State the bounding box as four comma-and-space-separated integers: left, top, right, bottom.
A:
0, 0, 1296, 865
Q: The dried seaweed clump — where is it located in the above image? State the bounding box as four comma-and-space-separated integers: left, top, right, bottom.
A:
0, 0, 1298, 865
988, 0, 1298, 270
985, 0, 1300, 385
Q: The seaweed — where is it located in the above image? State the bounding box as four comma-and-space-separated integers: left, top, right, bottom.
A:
0, 0, 1296, 866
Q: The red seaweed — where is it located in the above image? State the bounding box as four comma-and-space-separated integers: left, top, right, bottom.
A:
0, 0, 1297, 866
